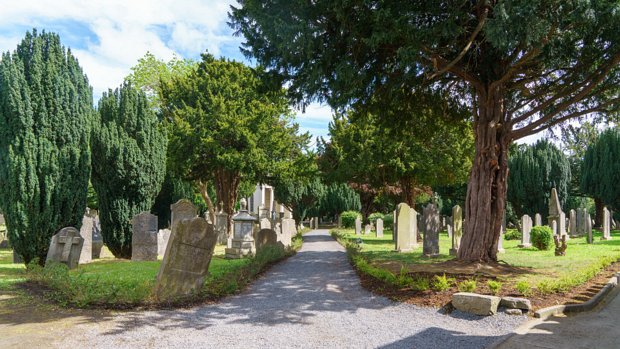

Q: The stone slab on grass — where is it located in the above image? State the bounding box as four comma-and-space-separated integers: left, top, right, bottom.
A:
452, 292, 501, 316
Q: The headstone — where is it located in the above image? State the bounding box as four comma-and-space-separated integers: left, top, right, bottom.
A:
392, 210, 397, 242
497, 213, 506, 253
158, 229, 171, 258
534, 213, 542, 227
568, 209, 577, 237
255, 228, 279, 251
450, 205, 462, 256
355, 217, 362, 235
131, 212, 159, 261
364, 224, 371, 235
576, 208, 586, 235
215, 210, 229, 245
548, 188, 567, 237
171, 199, 198, 232
423, 204, 440, 257
519, 215, 532, 248
409, 208, 419, 249
337, 214, 342, 228
586, 213, 593, 244
314, 217, 320, 229
260, 217, 272, 230
602, 207, 612, 240
78, 212, 94, 264
91, 216, 103, 259
376, 218, 384, 238
45, 227, 84, 270
279, 219, 294, 247
395, 203, 412, 252
154, 217, 217, 300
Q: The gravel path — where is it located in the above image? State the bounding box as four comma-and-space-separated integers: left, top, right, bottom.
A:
57, 230, 526, 349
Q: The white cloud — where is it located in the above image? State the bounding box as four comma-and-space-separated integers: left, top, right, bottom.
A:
0, 0, 239, 98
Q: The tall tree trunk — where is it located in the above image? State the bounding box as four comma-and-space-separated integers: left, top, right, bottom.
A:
214, 169, 240, 238
400, 177, 417, 208
197, 180, 216, 223
594, 197, 604, 228
458, 87, 510, 262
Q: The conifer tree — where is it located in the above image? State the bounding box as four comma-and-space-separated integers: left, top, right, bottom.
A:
581, 128, 620, 224
508, 140, 571, 219
0, 30, 93, 264
91, 83, 167, 258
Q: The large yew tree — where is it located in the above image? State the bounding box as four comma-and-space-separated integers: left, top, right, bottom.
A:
0, 31, 93, 264
231, 0, 620, 262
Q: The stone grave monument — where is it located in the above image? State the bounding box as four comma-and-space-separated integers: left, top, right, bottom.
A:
423, 204, 440, 257
395, 203, 412, 252
45, 227, 84, 270
131, 212, 158, 261
519, 214, 532, 248
376, 218, 384, 238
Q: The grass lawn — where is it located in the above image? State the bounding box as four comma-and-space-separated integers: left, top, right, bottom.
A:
333, 228, 620, 297
0, 232, 302, 308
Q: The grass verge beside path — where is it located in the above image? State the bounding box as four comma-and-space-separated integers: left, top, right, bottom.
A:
332, 228, 620, 309
1, 232, 303, 309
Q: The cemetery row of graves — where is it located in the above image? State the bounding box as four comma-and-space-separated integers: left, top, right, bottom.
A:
327, 188, 620, 314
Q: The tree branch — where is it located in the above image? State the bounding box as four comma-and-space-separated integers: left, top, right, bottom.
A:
428, 8, 488, 80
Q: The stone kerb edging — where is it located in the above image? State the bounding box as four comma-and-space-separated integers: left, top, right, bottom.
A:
534, 272, 619, 319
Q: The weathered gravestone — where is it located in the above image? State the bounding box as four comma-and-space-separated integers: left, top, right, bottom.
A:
279, 218, 295, 247
577, 208, 587, 235
376, 218, 384, 238
337, 215, 342, 228
92, 215, 103, 259
154, 217, 217, 300
255, 228, 280, 251
602, 207, 612, 240
158, 229, 171, 258
534, 213, 542, 227
450, 205, 462, 256
586, 213, 593, 244
569, 209, 577, 237
409, 207, 419, 249
314, 217, 320, 229
392, 210, 397, 242
548, 188, 567, 237
215, 207, 229, 245
364, 224, 371, 235
79, 211, 94, 264
131, 212, 158, 261
45, 227, 84, 270
395, 203, 412, 252
423, 204, 440, 257
260, 217, 272, 230
519, 215, 532, 248
355, 217, 362, 235
171, 199, 198, 232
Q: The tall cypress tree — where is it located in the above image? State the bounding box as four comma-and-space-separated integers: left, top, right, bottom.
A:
507, 140, 571, 219
581, 128, 620, 224
0, 30, 93, 264
91, 83, 167, 258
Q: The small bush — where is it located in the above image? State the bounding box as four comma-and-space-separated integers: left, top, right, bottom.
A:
431, 274, 455, 292
487, 280, 502, 296
411, 276, 430, 291
397, 266, 414, 287
340, 211, 361, 228
504, 229, 522, 241
382, 214, 394, 230
458, 279, 477, 292
368, 212, 384, 224
531, 226, 553, 250
537, 279, 554, 295
516, 280, 532, 297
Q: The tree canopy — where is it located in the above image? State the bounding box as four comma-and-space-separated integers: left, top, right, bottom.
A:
91, 83, 167, 258
0, 30, 93, 264
230, 1, 620, 262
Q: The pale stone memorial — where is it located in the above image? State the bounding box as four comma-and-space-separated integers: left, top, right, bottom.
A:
364, 224, 371, 235
423, 204, 440, 257
586, 213, 593, 244
78, 211, 94, 264
131, 212, 158, 261
376, 218, 384, 238
92, 215, 103, 259
45, 227, 84, 270
154, 217, 217, 300
548, 188, 567, 237
519, 214, 532, 248
602, 207, 612, 240
568, 209, 577, 237
255, 228, 279, 251
450, 205, 462, 256
534, 213, 542, 227
171, 199, 198, 231
158, 229, 171, 258
409, 207, 419, 249
395, 203, 412, 252
260, 217, 272, 230
225, 199, 257, 258
355, 217, 362, 235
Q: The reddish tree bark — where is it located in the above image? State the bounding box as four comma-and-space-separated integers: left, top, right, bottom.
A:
214, 169, 240, 238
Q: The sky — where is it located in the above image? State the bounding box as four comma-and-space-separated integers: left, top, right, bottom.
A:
0, 0, 333, 143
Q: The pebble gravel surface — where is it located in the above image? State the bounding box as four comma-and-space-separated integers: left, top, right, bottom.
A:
58, 230, 526, 349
